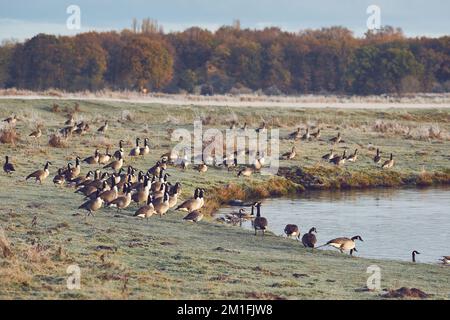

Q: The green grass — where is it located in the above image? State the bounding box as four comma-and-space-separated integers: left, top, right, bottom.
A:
0, 99, 449, 299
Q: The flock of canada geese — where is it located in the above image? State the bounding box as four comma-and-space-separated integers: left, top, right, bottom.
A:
1, 114, 448, 265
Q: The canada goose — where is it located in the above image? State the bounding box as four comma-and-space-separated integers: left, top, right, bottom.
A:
183, 210, 204, 223
114, 140, 125, 159
85, 180, 111, 200
281, 146, 296, 160
346, 149, 358, 162
26, 161, 51, 183
311, 129, 321, 139
329, 132, 341, 144
302, 227, 318, 249
65, 157, 81, 180
65, 115, 75, 126
139, 138, 150, 156
253, 202, 268, 236
132, 176, 150, 204
330, 150, 347, 165
176, 188, 203, 212
78, 190, 104, 216
98, 148, 112, 165
83, 149, 100, 165
29, 127, 42, 140
373, 148, 382, 164
71, 171, 94, 187
196, 162, 208, 173
288, 128, 301, 140
108, 183, 132, 212
439, 256, 450, 265
161, 150, 178, 164
382, 153, 395, 169
322, 149, 335, 161
97, 120, 108, 134
412, 250, 421, 263
284, 224, 300, 239
319, 235, 363, 256
237, 166, 254, 177
256, 122, 267, 133
301, 128, 310, 140
103, 154, 124, 172
134, 195, 155, 220
168, 182, 181, 208
241, 122, 248, 132
154, 192, 170, 217
99, 180, 119, 204
230, 208, 254, 224
75, 182, 99, 197
3, 115, 17, 126
129, 138, 141, 157
53, 168, 66, 185
3, 156, 15, 174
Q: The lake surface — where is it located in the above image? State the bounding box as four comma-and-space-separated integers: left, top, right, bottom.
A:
216, 187, 450, 263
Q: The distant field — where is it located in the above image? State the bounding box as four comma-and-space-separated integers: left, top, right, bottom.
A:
0, 98, 449, 299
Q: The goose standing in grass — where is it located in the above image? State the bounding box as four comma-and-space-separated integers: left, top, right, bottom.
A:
98, 148, 112, 165
412, 250, 421, 263
78, 190, 104, 217
284, 224, 300, 239
139, 138, 150, 156
168, 182, 181, 208
302, 227, 318, 249
329, 132, 341, 144
129, 138, 141, 158
29, 127, 42, 145
373, 148, 382, 164
256, 121, 266, 133
176, 188, 202, 212
253, 202, 268, 236
67, 157, 81, 179
311, 129, 321, 139
99, 180, 118, 204
382, 153, 395, 169
3, 115, 17, 126
154, 192, 170, 217
132, 176, 151, 204
108, 183, 132, 212
322, 149, 335, 161
237, 166, 254, 177
183, 210, 204, 223
301, 128, 310, 140
196, 161, 208, 173
83, 149, 100, 165
288, 128, 301, 140
103, 154, 124, 172
318, 235, 363, 256
26, 161, 51, 184
346, 149, 358, 163
114, 140, 125, 160
281, 146, 296, 160
3, 156, 15, 174
97, 120, 108, 134
134, 195, 155, 221
53, 168, 66, 186
330, 150, 347, 166
70, 171, 93, 187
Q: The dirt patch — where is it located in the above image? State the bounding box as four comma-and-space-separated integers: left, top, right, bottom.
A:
382, 287, 430, 299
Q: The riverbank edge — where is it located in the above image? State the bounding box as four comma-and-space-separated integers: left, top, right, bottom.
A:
204, 167, 450, 216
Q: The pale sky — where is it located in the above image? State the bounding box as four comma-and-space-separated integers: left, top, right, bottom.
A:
0, 0, 449, 42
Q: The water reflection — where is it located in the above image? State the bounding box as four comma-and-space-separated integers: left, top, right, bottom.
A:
216, 187, 450, 263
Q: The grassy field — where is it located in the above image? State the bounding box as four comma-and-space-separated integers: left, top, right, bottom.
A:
0, 99, 449, 299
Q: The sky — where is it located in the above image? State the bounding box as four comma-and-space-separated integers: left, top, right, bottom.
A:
0, 0, 449, 42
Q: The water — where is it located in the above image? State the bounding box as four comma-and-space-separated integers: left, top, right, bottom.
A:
215, 188, 450, 263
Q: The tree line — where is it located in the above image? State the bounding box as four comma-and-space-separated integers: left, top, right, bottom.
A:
0, 23, 449, 95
